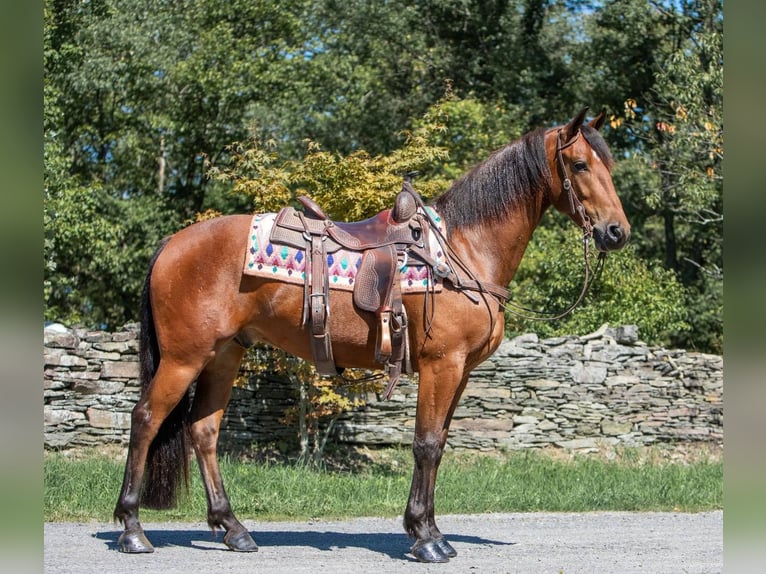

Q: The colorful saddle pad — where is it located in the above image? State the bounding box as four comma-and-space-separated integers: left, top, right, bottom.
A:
242, 207, 446, 293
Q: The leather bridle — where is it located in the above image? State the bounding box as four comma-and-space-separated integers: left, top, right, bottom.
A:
555, 128, 594, 239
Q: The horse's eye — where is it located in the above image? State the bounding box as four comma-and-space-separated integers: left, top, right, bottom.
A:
574, 161, 588, 172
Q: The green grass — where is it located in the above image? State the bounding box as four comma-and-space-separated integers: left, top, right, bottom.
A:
44, 446, 722, 522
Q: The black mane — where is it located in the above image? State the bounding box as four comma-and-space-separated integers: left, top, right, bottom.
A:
434, 127, 551, 231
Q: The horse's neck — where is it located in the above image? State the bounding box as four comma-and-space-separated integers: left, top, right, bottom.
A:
447, 200, 548, 288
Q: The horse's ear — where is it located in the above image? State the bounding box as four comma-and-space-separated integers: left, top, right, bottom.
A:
588, 108, 607, 131
563, 107, 589, 142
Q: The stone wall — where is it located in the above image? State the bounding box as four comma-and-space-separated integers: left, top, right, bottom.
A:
44, 324, 141, 448
43, 324, 722, 452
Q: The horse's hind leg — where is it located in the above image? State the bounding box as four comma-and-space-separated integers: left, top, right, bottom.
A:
114, 361, 201, 553
189, 341, 258, 552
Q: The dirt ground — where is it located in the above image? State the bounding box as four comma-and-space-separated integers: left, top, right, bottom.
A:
44, 510, 723, 573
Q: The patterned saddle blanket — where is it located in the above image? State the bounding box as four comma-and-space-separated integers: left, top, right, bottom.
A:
242, 207, 446, 293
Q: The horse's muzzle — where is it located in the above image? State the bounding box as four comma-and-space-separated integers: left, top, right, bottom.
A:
593, 222, 630, 252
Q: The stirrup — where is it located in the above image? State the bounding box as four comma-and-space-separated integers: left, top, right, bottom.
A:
375, 307, 393, 364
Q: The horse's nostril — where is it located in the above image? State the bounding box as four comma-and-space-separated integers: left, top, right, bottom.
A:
608, 224, 623, 242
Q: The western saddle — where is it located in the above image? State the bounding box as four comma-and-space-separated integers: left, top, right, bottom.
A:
269, 181, 437, 399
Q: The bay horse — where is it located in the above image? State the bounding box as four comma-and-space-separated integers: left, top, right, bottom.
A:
113, 108, 630, 563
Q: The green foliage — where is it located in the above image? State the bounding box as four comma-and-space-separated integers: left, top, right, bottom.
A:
675, 270, 722, 353
44, 184, 175, 328
612, 1, 723, 352
44, 0, 723, 351
506, 224, 689, 345
44, 0, 306, 327
409, 91, 527, 180
580, 0, 671, 148
44, 63, 175, 327
210, 100, 454, 220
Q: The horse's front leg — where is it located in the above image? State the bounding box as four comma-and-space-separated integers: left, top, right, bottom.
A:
404, 361, 468, 563
189, 343, 258, 552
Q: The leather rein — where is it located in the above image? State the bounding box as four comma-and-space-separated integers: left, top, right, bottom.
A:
422, 128, 606, 322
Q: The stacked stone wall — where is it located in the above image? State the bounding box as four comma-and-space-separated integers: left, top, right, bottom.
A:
44, 324, 722, 452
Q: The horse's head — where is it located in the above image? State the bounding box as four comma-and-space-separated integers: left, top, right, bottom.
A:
546, 108, 630, 252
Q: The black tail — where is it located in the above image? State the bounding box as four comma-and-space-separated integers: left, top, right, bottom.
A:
138, 238, 192, 510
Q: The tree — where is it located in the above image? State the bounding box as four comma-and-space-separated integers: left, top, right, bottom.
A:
44, 0, 308, 327
44, 2, 174, 327
44, 0, 722, 352
209, 96, 453, 220
607, 0, 723, 351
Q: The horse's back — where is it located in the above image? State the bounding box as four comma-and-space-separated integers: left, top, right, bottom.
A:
161, 214, 251, 257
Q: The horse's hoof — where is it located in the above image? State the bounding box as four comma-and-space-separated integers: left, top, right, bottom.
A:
224, 529, 259, 552
435, 537, 457, 558
117, 529, 155, 553
411, 540, 450, 563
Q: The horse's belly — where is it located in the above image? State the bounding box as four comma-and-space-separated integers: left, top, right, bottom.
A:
239, 277, 502, 373
240, 279, 380, 369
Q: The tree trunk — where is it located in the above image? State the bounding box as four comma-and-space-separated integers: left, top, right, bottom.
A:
663, 205, 678, 271
297, 375, 310, 465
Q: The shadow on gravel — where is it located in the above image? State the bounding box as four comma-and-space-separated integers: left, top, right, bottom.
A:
95, 528, 514, 561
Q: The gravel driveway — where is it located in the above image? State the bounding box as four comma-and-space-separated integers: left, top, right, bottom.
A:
44, 511, 722, 573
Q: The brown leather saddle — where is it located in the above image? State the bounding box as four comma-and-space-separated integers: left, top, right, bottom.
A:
269, 181, 433, 398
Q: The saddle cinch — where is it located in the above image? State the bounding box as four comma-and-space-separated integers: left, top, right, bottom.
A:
269, 181, 435, 399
